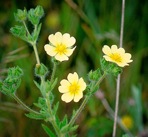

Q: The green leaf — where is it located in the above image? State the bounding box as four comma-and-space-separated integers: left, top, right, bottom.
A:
53, 102, 59, 115
33, 80, 40, 90
25, 112, 45, 120
61, 125, 69, 133
60, 115, 68, 129
69, 125, 79, 132
51, 78, 58, 91
88, 68, 102, 81
55, 115, 60, 127
132, 85, 143, 132
34, 97, 47, 109
10, 25, 28, 41
42, 124, 56, 137
1, 66, 23, 94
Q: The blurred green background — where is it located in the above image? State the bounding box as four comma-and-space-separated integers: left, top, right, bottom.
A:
0, 0, 148, 137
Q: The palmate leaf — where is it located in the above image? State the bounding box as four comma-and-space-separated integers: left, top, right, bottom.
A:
42, 124, 56, 137
10, 25, 28, 41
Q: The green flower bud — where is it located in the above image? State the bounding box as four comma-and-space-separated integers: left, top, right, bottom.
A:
34, 5, 44, 18
35, 63, 48, 77
100, 58, 122, 77
88, 68, 102, 81
14, 8, 27, 22
28, 5, 44, 25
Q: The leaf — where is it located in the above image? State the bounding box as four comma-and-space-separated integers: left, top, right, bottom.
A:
59, 115, 68, 129
69, 125, 79, 132
33, 80, 40, 90
132, 85, 143, 131
34, 97, 47, 109
25, 112, 45, 120
51, 78, 58, 91
10, 25, 27, 41
42, 124, 56, 137
53, 102, 59, 115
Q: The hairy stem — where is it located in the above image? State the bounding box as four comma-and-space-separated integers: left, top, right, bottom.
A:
32, 43, 40, 65
12, 94, 40, 115
45, 93, 63, 137
50, 61, 57, 83
23, 21, 30, 35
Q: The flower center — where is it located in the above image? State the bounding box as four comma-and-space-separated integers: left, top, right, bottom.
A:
55, 44, 67, 55
109, 53, 122, 63
69, 82, 80, 95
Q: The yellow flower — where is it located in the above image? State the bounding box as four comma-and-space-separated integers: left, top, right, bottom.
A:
44, 32, 76, 62
58, 72, 86, 103
102, 45, 133, 67
121, 115, 133, 129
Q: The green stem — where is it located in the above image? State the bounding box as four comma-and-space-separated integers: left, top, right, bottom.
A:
40, 76, 62, 137
69, 72, 107, 127
45, 94, 62, 137
12, 94, 40, 115
32, 43, 40, 65
69, 94, 90, 127
50, 61, 57, 82
94, 72, 107, 90
23, 21, 30, 35
23, 21, 40, 65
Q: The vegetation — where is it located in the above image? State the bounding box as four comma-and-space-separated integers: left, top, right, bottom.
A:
0, 0, 148, 137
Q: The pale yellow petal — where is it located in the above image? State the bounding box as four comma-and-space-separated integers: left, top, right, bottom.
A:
67, 72, 79, 83
48, 34, 56, 45
60, 79, 71, 87
74, 91, 83, 102
117, 62, 128, 67
58, 86, 68, 93
62, 33, 70, 46
118, 48, 125, 54
111, 45, 118, 53
55, 53, 69, 62
44, 44, 57, 56
65, 47, 76, 56
58, 79, 70, 93
102, 45, 111, 55
61, 92, 74, 103
67, 37, 76, 47
123, 53, 132, 61
103, 55, 113, 62
78, 78, 86, 91
62, 33, 76, 47
54, 32, 62, 45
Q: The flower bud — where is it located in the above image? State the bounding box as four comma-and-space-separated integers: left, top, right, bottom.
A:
14, 8, 27, 22
35, 63, 48, 77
